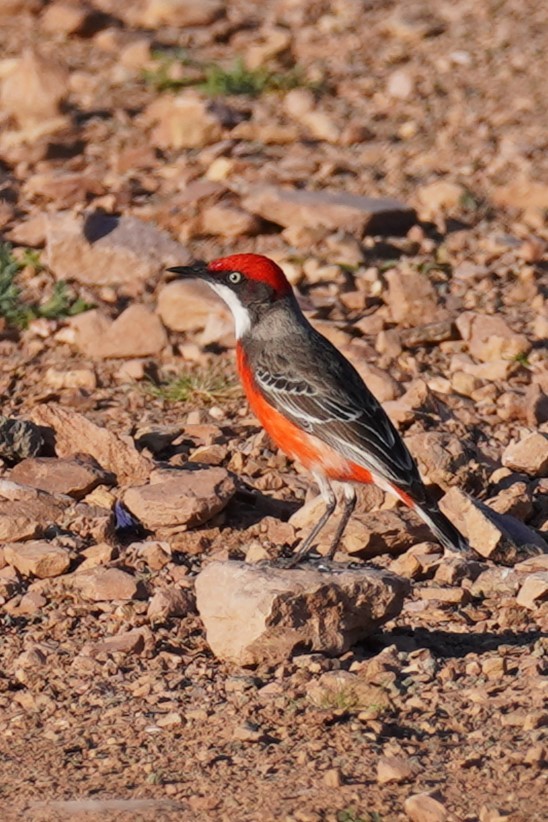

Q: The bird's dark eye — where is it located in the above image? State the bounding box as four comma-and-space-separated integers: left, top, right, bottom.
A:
228, 271, 242, 284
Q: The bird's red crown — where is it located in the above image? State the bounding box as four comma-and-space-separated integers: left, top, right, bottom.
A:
208, 253, 292, 298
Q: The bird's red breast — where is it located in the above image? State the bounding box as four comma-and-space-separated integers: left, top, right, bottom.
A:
236, 344, 373, 485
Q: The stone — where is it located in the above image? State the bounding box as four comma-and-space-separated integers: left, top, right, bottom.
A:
404, 793, 447, 822
41, 2, 103, 36
0, 416, 45, 462
502, 433, 548, 477
339, 350, 401, 402
200, 203, 261, 238
245, 27, 291, 69
46, 211, 190, 293
0, 486, 67, 541
145, 92, 223, 150
156, 280, 233, 346
417, 181, 465, 214
404, 432, 474, 489
401, 320, 456, 348
123, 467, 235, 530
456, 312, 530, 363
137, 0, 224, 28
4, 541, 70, 578
147, 587, 196, 622
71, 567, 139, 601
29, 404, 151, 485
386, 69, 414, 99
195, 560, 409, 666
0, 49, 68, 126
44, 367, 97, 391
69, 305, 167, 359
492, 179, 548, 211
487, 481, 533, 520
241, 185, 416, 237
342, 510, 431, 558
377, 755, 417, 784
516, 573, 548, 609
83, 628, 150, 657
384, 268, 447, 326
10, 455, 114, 499
439, 488, 546, 560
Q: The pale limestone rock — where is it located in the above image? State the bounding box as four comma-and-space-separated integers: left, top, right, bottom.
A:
516, 573, 548, 609
404, 793, 447, 822
384, 268, 448, 326
195, 560, 409, 666
145, 92, 223, 150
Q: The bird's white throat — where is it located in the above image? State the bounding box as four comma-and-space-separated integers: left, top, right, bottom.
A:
207, 282, 251, 339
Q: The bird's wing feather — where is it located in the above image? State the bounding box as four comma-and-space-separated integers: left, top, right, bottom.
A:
252, 343, 422, 494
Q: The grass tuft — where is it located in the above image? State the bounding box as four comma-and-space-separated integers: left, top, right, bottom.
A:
147, 367, 239, 405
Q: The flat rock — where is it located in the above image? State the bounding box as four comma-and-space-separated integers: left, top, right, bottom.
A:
136, 0, 224, 28
456, 311, 530, 363
4, 541, 70, 578
147, 587, 196, 621
377, 755, 418, 784
29, 404, 151, 485
69, 305, 167, 359
241, 185, 416, 237
307, 670, 392, 716
342, 510, 431, 558
195, 560, 409, 666
145, 92, 223, 150
10, 454, 114, 499
502, 433, 548, 477
0, 486, 67, 541
123, 467, 235, 530
82, 627, 151, 657
71, 567, 139, 601
46, 211, 189, 293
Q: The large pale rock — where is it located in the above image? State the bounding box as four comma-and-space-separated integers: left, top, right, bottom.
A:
384, 269, 448, 326
339, 349, 401, 402
69, 305, 167, 359
10, 455, 113, 499
46, 211, 189, 292
502, 433, 548, 477
456, 312, 530, 363
439, 487, 546, 560
29, 404, 151, 485
4, 541, 70, 578
241, 185, 416, 237
195, 560, 409, 666
200, 203, 261, 238
123, 467, 235, 530
492, 179, 548, 210
137, 0, 224, 28
145, 92, 223, 150
156, 280, 233, 346
0, 49, 68, 127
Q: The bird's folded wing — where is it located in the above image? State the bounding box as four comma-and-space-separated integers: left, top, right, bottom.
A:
254, 364, 421, 493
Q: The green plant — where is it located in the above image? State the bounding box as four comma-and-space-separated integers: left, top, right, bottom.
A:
512, 351, 530, 367
202, 59, 303, 97
0, 242, 93, 329
147, 367, 239, 404
337, 810, 381, 822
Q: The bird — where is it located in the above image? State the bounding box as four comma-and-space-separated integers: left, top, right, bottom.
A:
167, 253, 471, 565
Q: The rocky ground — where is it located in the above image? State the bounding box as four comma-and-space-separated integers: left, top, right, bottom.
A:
0, 0, 547, 820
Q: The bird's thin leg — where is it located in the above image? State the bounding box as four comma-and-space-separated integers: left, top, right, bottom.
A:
287, 474, 336, 566
325, 483, 357, 560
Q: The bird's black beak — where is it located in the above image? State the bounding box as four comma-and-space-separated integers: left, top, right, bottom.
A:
165, 261, 210, 282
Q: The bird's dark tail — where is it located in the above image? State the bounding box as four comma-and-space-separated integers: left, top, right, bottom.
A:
414, 499, 472, 555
